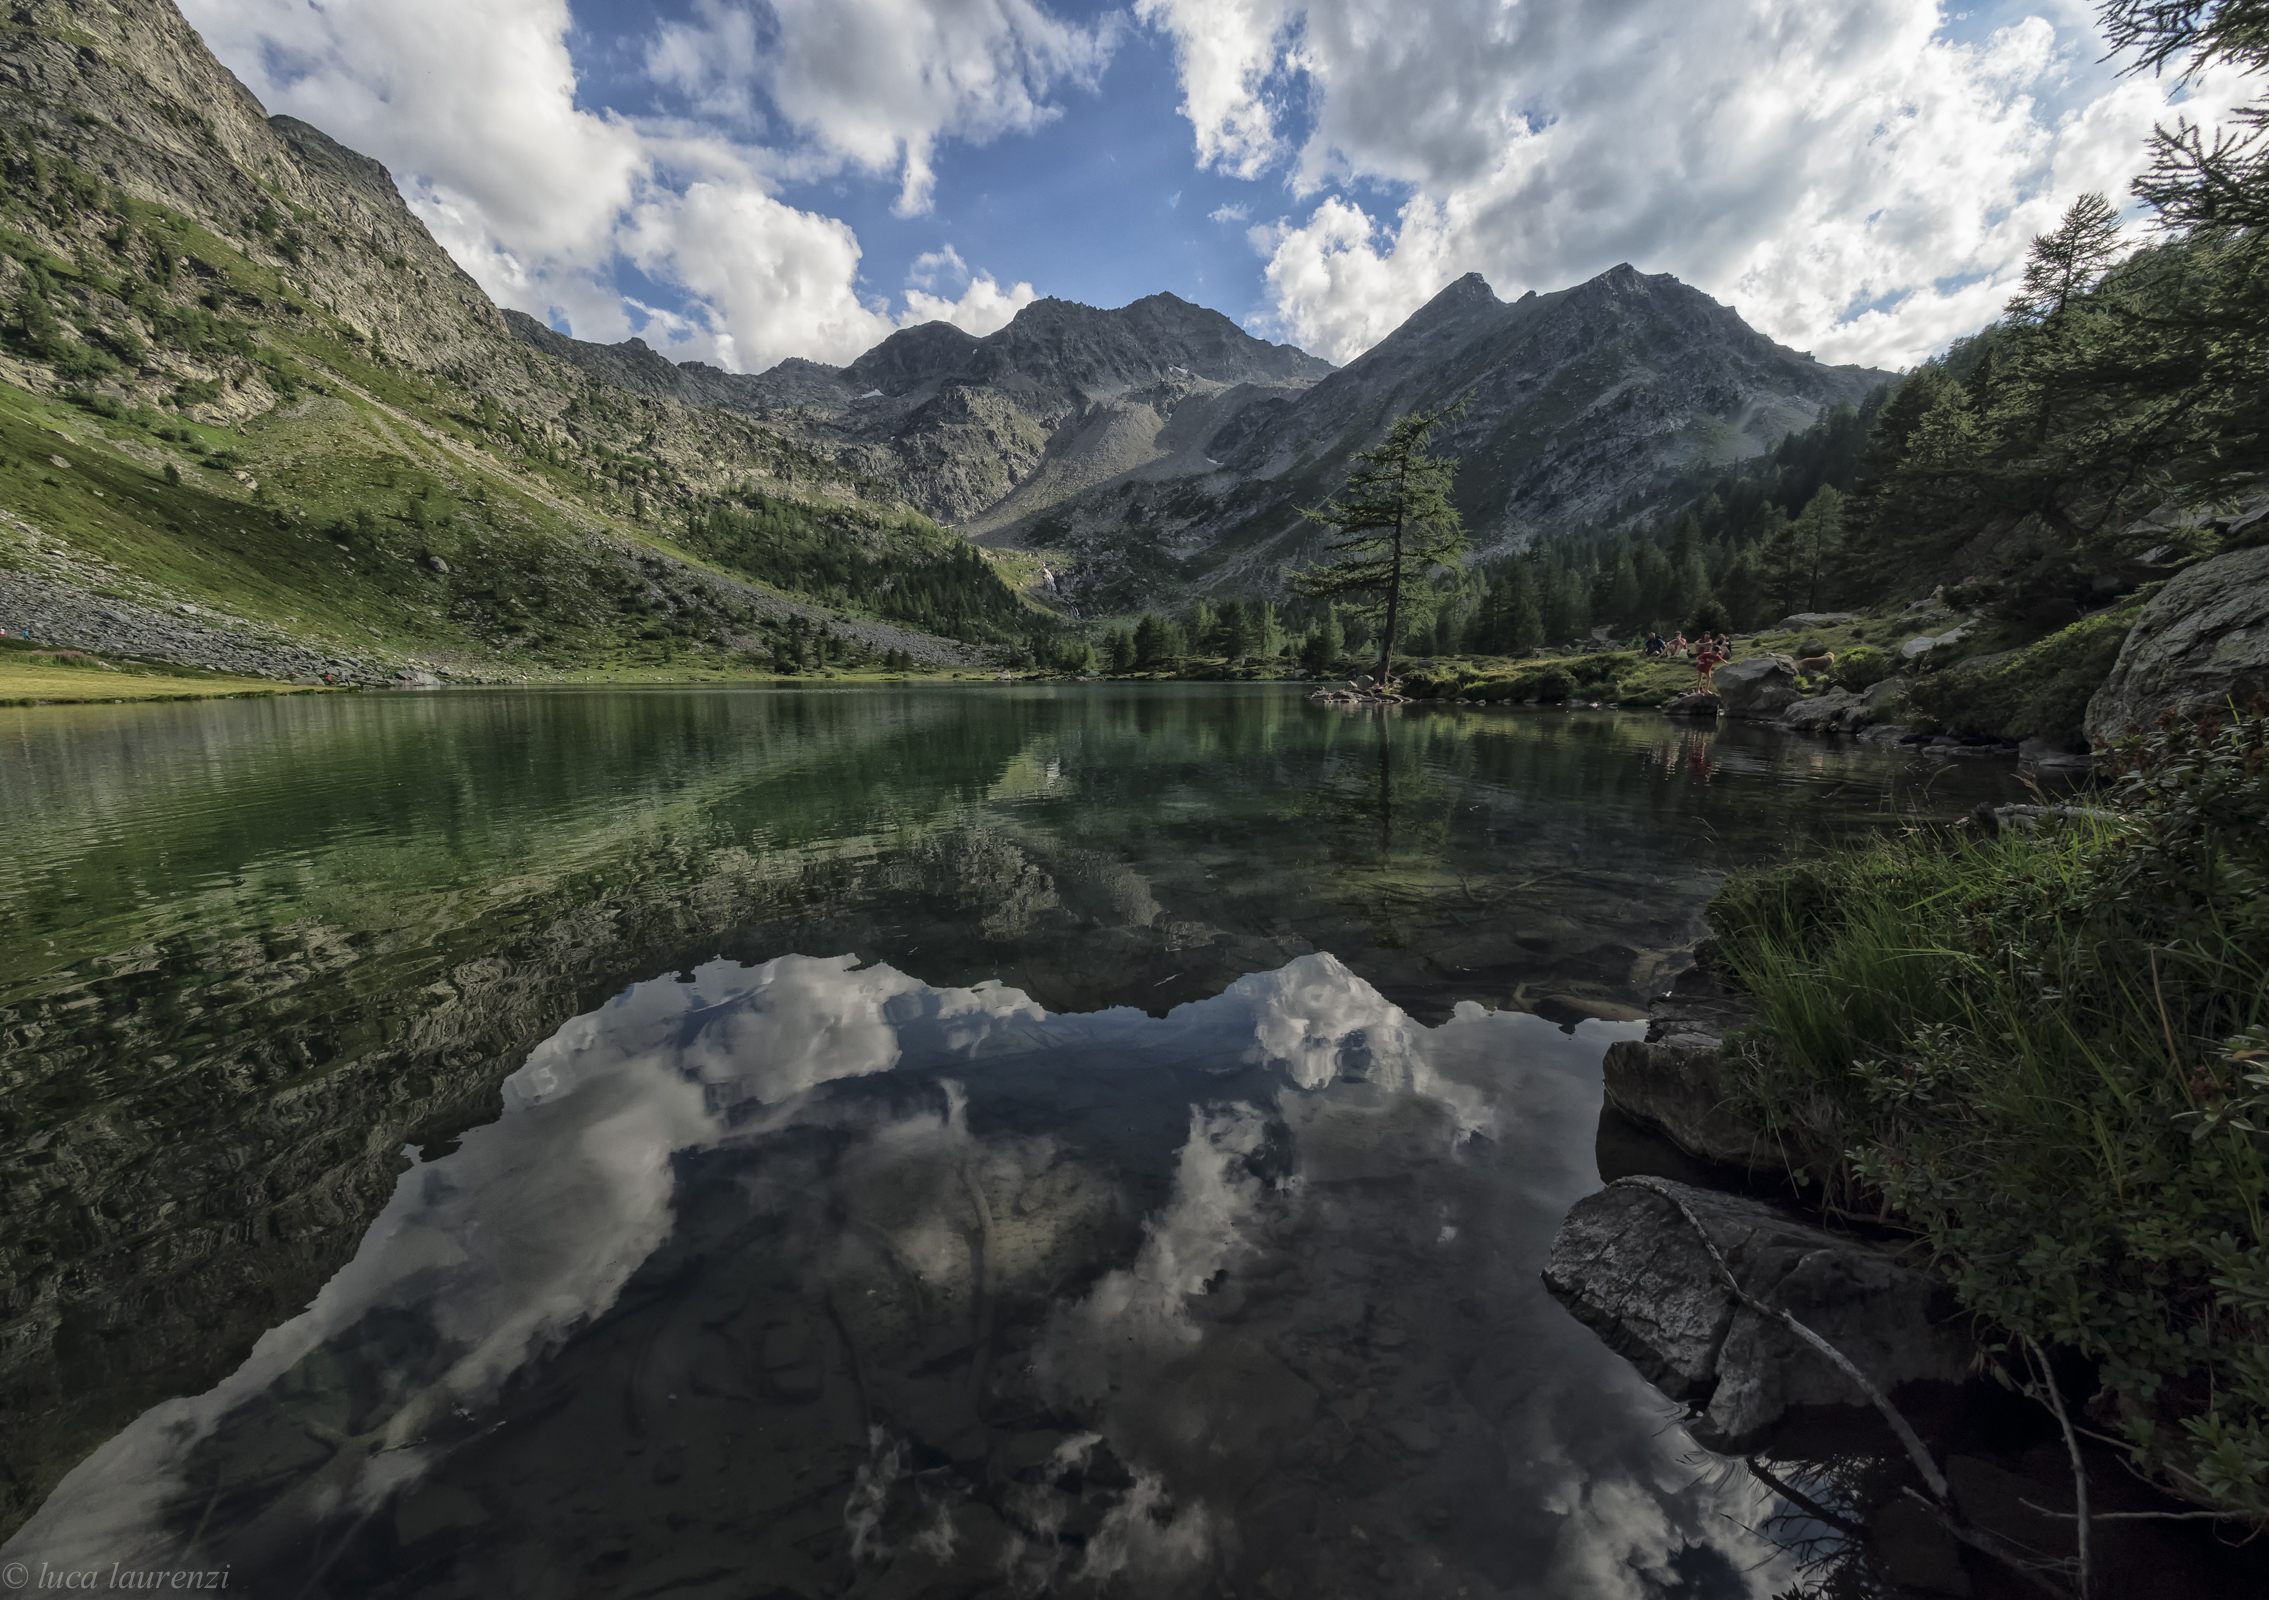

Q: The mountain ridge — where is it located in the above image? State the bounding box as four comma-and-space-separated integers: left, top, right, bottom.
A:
975, 264, 1892, 611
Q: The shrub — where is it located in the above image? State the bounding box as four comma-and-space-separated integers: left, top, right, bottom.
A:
1904, 603, 2138, 747
51, 341, 119, 383
1712, 701, 2269, 1519
1526, 667, 1575, 702
1827, 645, 1897, 692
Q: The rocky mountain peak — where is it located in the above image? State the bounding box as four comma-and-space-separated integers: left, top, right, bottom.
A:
845, 321, 981, 393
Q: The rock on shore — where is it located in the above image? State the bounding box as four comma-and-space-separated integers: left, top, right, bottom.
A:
1544, 1178, 1974, 1448
0, 567, 378, 681
1710, 654, 1802, 718
1601, 953, 1783, 1172
2085, 543, 2269, 743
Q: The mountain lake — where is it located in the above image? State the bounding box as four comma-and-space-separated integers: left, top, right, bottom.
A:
0, 685, 2089, 1597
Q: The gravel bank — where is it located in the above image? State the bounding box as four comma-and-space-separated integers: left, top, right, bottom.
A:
0, 567, 385, 682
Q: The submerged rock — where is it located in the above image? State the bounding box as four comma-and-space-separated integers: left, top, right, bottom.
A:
2085, 543, 2269, 744
1543, 1178, 1973, 1448
1711, 654, 1802, 719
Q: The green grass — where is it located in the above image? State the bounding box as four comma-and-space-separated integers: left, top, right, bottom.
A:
1708, 704, 2269, 1518
0, 137, 1038, 677
1902, 602, 2144, 745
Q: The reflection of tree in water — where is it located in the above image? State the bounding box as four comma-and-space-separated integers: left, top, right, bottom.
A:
1742, 1452, 1879, 1599
1290, 710, 1460, 945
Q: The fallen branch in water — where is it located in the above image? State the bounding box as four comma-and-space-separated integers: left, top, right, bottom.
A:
1611, 1175, 2078, 1597
1610, 1176, 1946, 1500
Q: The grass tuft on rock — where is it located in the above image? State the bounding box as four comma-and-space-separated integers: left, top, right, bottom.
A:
1709, 698, 2269, 1520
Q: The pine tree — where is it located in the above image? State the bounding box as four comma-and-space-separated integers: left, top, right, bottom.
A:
2006, 193, 2123, 322
2104, 2, 2269, 235
1791, 486, 1846, 613
1290, 400, 1469, 683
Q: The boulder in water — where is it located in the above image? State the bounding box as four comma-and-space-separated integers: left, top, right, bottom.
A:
1661, 690, 1720, 717
1711, 654, 1802, 718
1544, 1178, 1974, 1448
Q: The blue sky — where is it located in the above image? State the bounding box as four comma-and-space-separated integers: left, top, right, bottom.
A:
184, 0, 2242, 374
568, 1, 1310, 329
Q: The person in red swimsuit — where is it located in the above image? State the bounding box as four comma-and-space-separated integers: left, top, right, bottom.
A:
1694, 642, 1727, 684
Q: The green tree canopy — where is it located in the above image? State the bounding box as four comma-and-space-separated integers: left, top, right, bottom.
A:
1290, 400, 1469, 683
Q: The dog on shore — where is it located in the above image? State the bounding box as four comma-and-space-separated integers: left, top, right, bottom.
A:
1796, 652, 1835, 673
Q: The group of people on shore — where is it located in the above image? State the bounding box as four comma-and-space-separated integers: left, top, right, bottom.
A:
1643, 630, 1737, 683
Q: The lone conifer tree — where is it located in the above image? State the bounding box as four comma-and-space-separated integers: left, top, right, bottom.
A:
1291, 399, 1468, 685
2005, 192, 2123, 321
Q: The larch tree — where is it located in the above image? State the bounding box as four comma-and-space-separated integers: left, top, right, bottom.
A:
2006, 192, 2125, 321
1290, 399, 1469, 685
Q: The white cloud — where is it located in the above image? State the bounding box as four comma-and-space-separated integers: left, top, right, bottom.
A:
180, 0, 1079, 370
899, 242, 1040, 332
1208, 202, 1249, 223
1143, 0, 2254, 369
1134, 0, 1298, 180
650, 0, 1120, 216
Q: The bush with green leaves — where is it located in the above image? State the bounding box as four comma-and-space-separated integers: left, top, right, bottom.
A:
1903, 602, 2140, 746
1825, 644, 1896, 693
1711, 699, 2269, 1518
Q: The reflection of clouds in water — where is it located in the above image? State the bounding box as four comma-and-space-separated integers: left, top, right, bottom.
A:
1223, 953, 1494, 1141
7, 947, 1798, 1597
1525, 1399, 1799, 1599
7, 952, 1040, 1568
1035, 1105, 1267, 1404
1542, 1468, 1796, 1599
1229, 952, 1417, 1089
1076, 1469, 1217, 1590
8, 1041, 715, 1570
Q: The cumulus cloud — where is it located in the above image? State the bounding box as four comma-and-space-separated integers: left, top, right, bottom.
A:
901, 244, 1040, 332
179, 0, 1085, 369
1143, 0, 2253, 368
650, 0, 1119, 216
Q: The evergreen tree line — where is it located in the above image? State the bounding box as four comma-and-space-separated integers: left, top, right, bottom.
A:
1096, 598, 1295, 673
680, 491, 1049, 647
1448, 198, 2269, 652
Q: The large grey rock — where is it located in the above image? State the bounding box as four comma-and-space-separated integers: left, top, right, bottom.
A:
2085, 544, 2269, 745
1712, 654, 1802, 718
1660, 689, 1720, 718
1779, 688, 1871, 735
1601, 958, 1781, 1171
1544, 1179, 1974, 1448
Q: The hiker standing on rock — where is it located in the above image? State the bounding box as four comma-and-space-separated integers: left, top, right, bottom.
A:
1694, 641, 1727, 686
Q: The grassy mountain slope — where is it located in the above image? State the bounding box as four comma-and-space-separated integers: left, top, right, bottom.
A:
0, 0, 1044, 679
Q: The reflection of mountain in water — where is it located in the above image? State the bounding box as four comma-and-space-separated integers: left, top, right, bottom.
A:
0, 688, 2043, 1542
10, 951, 1831, 1598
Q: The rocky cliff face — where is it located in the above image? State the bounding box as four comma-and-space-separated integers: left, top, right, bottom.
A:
1011, 267, 1891, 607
510, 267, 1887, 609
512, 292, 1335, 529
0, 0, 516, 401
